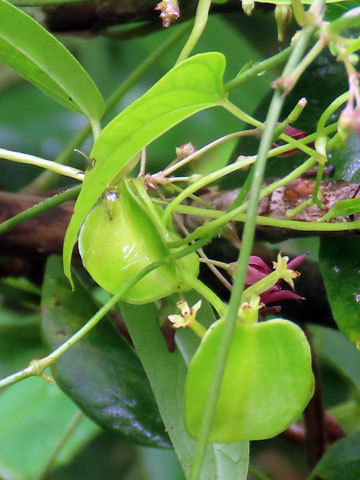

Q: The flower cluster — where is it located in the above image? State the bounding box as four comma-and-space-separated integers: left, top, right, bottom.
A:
245, 253, 306, 317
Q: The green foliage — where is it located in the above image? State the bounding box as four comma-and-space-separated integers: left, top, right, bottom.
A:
321, 197, 360, 220
0, 0, 104, 121
63, 52, 226, 283
41, 256, 170, 447
310, 431, 360, 479
0, 379, 99, 479
319, 238, 360, 346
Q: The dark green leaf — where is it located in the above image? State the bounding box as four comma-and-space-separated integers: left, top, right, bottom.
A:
321, 197, 360, 220
63, 52, 226, 282
0, 378, 99, 480
330, 133, 360, 182
0, 0, 104, 121
311, 325, 360, 390
311, 431, 360, 480
319, 238, 360, 346
41, 255, 170, 448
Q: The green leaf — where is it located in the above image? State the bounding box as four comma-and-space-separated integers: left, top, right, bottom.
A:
325, 1, 360, 21
121, 291, 249, 480
0, 305, 45, 379
311, 325, 360, 391
331, 133, 360, 182
63, 52, 226, 282
41, 255, 170, 448
320, 197, 360, 220
310, 431, 360, 480
0, 0, 104, 121
0, 378, 99, 480
319, 238, 360, 346
185, 318, 314, 442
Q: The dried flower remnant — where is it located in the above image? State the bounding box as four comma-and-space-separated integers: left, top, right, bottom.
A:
155, 0, 180, 28
176, 142, 197, 160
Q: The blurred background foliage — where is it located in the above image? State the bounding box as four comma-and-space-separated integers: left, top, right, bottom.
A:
1, 3, 360, 479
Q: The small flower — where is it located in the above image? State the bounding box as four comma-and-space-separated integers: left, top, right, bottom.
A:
239, 253, 306, 319
272, 252, 300, 290
168, 300, 202, 328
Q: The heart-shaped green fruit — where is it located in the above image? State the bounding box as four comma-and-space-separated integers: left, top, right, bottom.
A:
185, 318, 314, 442
79, 180, 199, 304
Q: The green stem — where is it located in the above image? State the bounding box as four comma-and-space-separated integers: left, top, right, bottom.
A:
161, 128, 260, 177
0, 148, 84, 181
25, 23, 191, 193
171, 204, 360, 233
187, 276, 227, 317
189, 3, 324, 476
0, 186, 81, 236
176, 0, 211, 63
189, 321, 207, 339
37, 410, 84, 480
224, 46, 293, 93
163, 154, 255, 225
169, 155, 317, 246
0, 235, 211, 390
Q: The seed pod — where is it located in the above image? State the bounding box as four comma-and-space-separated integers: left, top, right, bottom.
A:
79, 179, 199, 304
185, 318, 314, 442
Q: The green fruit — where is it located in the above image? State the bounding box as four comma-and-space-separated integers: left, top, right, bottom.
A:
79, 179, 199, 304
185, 318, 314, 442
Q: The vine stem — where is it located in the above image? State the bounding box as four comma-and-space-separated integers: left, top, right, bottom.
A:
0, 186, 81, 236
0, 148, 84, 181
176, 0, 211, 63
161, 128, 260, 177
189, 1, 325, 477
168, 155, 317, 246
37, 410, 84, 480
186, 276, 227, 317
171, 204, 360, 233
24, 22, 191, 193
0, 235, 211, 390
224, 46, 293, 93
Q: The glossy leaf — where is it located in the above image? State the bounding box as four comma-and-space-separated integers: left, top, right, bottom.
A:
185, 318, 314, 442
63, 52, 226, 282
0, 378, 99, 480
41, 255, 170, 448
121, 291, 249, 480
310, 431, 360, 480
0, 0, 104, 121
331, 133, 360, 182
321, 197, 360, 220
319, 238, 360, 346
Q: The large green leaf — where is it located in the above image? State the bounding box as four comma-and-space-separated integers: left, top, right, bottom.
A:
121, 291, 249, 480
310, 431, 360, 480
63, 52, 226, 282
311, 325, 360, 391
41, 255, 170, 448
319, 238, 360, 346
0, 0, 104, 121
0, 378, 99, 480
